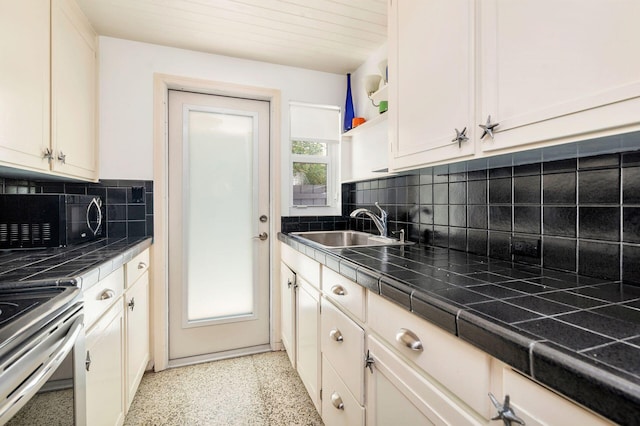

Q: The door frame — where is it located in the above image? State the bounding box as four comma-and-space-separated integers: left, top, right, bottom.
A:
152, 73, 282, 371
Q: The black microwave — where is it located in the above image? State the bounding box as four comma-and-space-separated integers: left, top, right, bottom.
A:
0, 194, 103, 249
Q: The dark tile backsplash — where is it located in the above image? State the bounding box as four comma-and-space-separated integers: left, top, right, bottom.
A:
340, 148, 640, 285
0, 177, 153, 239
281, 216, 348, 233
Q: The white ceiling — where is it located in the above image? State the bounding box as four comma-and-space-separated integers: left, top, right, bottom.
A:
76, 0, 387, 74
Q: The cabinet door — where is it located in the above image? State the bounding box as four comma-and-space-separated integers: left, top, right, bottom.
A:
490, 365, 611, 426
296, 278, 321, 414
86, 302, 125, 426
125, 271, 150, 410
389, 0, 475, 171
366, 335, 482, 426
0, 0, 50, 172
479, 0, 640, 153
280, 262, 296, 368
51, 0, 98, 180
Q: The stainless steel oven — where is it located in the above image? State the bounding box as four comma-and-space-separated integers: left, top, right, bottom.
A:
0, 282, 85, 425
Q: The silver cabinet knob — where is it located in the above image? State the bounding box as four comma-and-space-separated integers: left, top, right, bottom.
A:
287, 279, 293, 289
489, 393, 525, 426
99, 289, 115, 300
452, 127, 469, 148
331, 392, 344, 410
85, 351, 92, 371
395, 328, 424, 352
128, 297, 135, 311
479, 115, 499, 140
254, 232, 268, 241
138, 262, 147, 270
331, 285, 346, 296
329, 329, 344, 342
57, 151, 66, 164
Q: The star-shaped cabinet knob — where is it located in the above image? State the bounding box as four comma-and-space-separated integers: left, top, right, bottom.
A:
451, 127, 469, 148
479, 115, 499, 140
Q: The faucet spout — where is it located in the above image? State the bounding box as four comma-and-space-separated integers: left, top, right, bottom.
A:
349, 202, 388, 237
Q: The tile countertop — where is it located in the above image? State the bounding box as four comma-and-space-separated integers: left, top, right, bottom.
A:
280, 232, 640, 425
0, 237, 152, 290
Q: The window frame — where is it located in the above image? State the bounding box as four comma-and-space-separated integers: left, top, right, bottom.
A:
288, 102, 341, 216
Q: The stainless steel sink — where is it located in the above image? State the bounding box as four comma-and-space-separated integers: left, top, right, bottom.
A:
291, 230, 413, 249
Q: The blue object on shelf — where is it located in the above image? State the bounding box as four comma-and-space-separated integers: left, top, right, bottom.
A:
343, 73, 355, 133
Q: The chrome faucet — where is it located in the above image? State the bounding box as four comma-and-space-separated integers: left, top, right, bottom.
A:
350, 202, 388, 237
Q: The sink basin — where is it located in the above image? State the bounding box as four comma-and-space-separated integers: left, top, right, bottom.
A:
291, 230, 413, 249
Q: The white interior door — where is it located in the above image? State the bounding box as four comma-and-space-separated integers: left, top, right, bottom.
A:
168, 90, 270, 362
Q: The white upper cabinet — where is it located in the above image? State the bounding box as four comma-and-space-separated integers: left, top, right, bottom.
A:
388, 0, 475, 171
0, 1, 51, 172
51, 0, 98, 180
0, 0, 98, 181
479, 0, 640, 153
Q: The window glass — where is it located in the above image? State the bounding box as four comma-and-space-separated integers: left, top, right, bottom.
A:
293, 162, 327, 206
292, 140, 327, 156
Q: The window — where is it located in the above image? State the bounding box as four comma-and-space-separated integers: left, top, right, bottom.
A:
289, 102, 341, 215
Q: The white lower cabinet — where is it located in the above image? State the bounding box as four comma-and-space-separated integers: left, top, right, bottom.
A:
84, 247, 151, 425
124, 270, 149, 410
490, 361, 612, 426
320, 297, 364, 404
282, 245, 615, 426
322, 354, 365, 426
296, 277, 321, 414
85, 300, 125, 426
123, 250, 150, 410
280, 261, 296, 368
366, 335, 482, 426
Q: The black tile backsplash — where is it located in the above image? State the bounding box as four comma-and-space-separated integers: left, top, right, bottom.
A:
0, 176, 154, 239
339, 146, 640, 285
281, 216, 348, 233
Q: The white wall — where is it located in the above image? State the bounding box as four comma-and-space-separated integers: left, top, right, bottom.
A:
98, 36, 345, 213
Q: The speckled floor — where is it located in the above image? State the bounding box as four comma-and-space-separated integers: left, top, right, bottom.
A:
124, 351, 324, 426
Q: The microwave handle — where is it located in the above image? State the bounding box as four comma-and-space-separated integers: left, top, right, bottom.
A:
86, 198, 103, 236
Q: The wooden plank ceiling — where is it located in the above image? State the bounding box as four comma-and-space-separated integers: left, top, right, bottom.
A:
76, 0, 387, 74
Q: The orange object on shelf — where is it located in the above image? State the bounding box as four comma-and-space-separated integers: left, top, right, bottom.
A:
352, 117, 366, 127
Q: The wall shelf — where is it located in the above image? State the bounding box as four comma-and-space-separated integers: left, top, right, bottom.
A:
342, 112, 388, 138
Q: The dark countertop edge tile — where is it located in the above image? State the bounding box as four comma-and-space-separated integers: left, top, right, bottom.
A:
356, 267, 381, 293
457, 309, 536, 375
338, 259, 358, 282
411, 291, 458, 335
379, 276, 412, 309
75, 237, 152, 290
532, 342, 640, 425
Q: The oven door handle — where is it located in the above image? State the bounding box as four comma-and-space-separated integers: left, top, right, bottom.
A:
0, 316, 84, 423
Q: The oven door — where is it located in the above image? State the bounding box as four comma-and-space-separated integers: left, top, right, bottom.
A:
0, 298, 86, 425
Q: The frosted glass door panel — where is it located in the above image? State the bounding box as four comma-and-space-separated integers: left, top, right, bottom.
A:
185, 110, 256, 323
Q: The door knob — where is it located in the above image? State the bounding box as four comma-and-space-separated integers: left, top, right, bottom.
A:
254, 232, 268, 241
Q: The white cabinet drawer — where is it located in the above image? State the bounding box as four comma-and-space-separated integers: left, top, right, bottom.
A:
322, 266, 365, 322
321, 354, 365, 426
84, 268, 124, 329
281, 243, 320, 288
368, 291, 492, 419
321, 297, 365, 404
125, 248, 149, 288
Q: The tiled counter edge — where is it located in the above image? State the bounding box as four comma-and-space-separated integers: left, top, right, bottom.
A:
75, 238, 152, 290
278, 232, 640, 425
